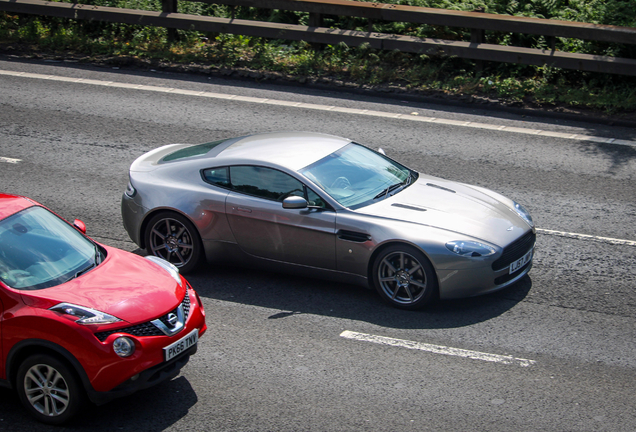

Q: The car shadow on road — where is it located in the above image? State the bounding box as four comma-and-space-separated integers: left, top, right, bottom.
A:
0, 376, 197, 432
185, 263, 532, 330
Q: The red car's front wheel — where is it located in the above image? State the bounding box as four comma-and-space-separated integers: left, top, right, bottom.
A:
16, 354, 85, 425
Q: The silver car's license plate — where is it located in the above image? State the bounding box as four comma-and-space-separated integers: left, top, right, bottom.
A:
163, 329, 198, 361
509, 249, 533, 274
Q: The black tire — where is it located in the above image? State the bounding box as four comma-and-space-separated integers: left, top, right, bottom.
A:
372, 244, 438, 310
145, 211, 203, 273
16, 354, 85, 425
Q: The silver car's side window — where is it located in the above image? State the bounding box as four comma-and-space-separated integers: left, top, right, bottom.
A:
306, 188, 328, 209
230, 166, 304, 202
202, 167, 230, 187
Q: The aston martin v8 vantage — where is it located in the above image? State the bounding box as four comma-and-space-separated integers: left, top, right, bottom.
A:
122, 132, 535, 309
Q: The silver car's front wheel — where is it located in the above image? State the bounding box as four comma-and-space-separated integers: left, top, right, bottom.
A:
16, 355, 84, 425
372, 245, 438, 310
146, 212, 202, 273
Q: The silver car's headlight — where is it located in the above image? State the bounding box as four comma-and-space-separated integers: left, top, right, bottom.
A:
50, 303, 122, 324
513, 201, 534, 228
145, 255, 183, 287
446, 241, 496, 257
125, 181, 136, 198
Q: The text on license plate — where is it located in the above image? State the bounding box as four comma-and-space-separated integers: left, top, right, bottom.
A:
164, 329, 198, 361
509, 249, 533, 275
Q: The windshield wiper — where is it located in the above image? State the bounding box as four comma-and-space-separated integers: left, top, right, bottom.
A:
405, 172, 414, 186
74, 261, 96, 279
73, 245, 101, 279
373, 171, 417, 200
374, 183, 404, 200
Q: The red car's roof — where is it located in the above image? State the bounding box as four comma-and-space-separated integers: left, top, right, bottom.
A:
0, 193, 36, 220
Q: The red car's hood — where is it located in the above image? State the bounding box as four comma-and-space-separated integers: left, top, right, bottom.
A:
22, 246, 184, 325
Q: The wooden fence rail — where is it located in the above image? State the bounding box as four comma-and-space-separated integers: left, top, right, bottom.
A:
1, 0, 636, 76
206, 0, 636, 45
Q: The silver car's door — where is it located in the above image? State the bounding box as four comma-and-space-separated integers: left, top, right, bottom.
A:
225, 165, 337, 269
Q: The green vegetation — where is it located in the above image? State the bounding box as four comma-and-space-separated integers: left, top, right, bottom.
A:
1, 0, 636, 114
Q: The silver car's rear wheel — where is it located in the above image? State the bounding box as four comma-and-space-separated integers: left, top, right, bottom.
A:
16, 354, 84, 425
372, 245, 438, 309
146, 212, 202, 273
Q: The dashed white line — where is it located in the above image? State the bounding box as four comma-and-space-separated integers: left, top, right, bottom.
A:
0, 156, 21, 164
2, 69, 635, 148
340, 330, 536, 367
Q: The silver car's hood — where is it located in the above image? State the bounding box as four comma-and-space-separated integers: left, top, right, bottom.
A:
355, 176, 528, 245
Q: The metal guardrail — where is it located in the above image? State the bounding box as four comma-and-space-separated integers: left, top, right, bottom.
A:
1, 0, 636, 76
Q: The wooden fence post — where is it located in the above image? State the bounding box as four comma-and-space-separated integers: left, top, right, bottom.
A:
162, 0, 178, 42
471, 8, 485, 74
308, 12, 322, 27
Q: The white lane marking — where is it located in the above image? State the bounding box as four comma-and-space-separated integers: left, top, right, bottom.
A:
0, 156, 21, 164
2, 69, 634, 147
341, 331, 536, 367
536, 228, 636, 247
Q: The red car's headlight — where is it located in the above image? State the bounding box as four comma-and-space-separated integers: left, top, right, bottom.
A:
49, 303, 122, 325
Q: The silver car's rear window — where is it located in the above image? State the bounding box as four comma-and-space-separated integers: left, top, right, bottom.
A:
163, 139, 229, 162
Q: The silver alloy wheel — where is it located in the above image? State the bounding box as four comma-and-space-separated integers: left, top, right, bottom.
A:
23, 363, 70, 417
377, 250, 427, 305
149, 217, 194, 268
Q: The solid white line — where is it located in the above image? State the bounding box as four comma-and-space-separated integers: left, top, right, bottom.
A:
2, 69, 635, 147
536, 228, 636, 247
340, 330, 536, 367
0, 156, 21, 164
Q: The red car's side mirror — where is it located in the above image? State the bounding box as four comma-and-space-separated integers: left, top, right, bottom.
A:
73, 219, 87, 234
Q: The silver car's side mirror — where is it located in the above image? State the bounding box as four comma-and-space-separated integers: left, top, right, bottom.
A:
282, 196, 308, 209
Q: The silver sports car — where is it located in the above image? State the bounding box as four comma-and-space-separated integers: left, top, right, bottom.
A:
122, 132, 535, 309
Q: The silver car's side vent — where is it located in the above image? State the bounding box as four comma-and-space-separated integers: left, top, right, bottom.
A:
426, 183, 456, 193
392, 203, 427, 212
337, 230, 371, 243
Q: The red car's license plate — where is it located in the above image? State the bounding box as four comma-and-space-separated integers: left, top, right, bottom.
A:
163, 329, 198, 361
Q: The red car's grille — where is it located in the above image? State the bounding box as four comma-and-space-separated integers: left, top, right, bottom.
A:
95, 291, 190, 342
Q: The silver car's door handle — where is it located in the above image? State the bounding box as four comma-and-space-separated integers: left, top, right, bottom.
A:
236, 207, 252, 213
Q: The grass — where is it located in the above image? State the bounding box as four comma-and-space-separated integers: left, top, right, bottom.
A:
1, 0, 636, 116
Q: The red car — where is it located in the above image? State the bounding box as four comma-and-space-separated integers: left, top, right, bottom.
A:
0, 194, 207, 424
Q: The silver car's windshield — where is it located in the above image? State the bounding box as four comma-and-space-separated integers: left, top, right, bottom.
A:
300, 143, 416, 209
0, 206, 101, 290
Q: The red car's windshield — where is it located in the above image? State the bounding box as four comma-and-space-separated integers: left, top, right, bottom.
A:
0, 206, 101, 290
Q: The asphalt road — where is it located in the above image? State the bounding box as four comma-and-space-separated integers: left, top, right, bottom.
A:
1, 55, 635, 431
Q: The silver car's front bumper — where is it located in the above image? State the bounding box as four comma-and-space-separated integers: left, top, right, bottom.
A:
121, 193, 147, 248
437, 259, 532, 299
437, 231, 535, 299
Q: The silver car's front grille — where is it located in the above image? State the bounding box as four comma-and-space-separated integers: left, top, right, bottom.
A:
492, 230, 536, 272
95, 291, 190, 342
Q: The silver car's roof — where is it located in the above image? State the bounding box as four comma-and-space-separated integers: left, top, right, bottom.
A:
218, 132, 352, 171
130, 132, 354, 173
152, 132, 352, 172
